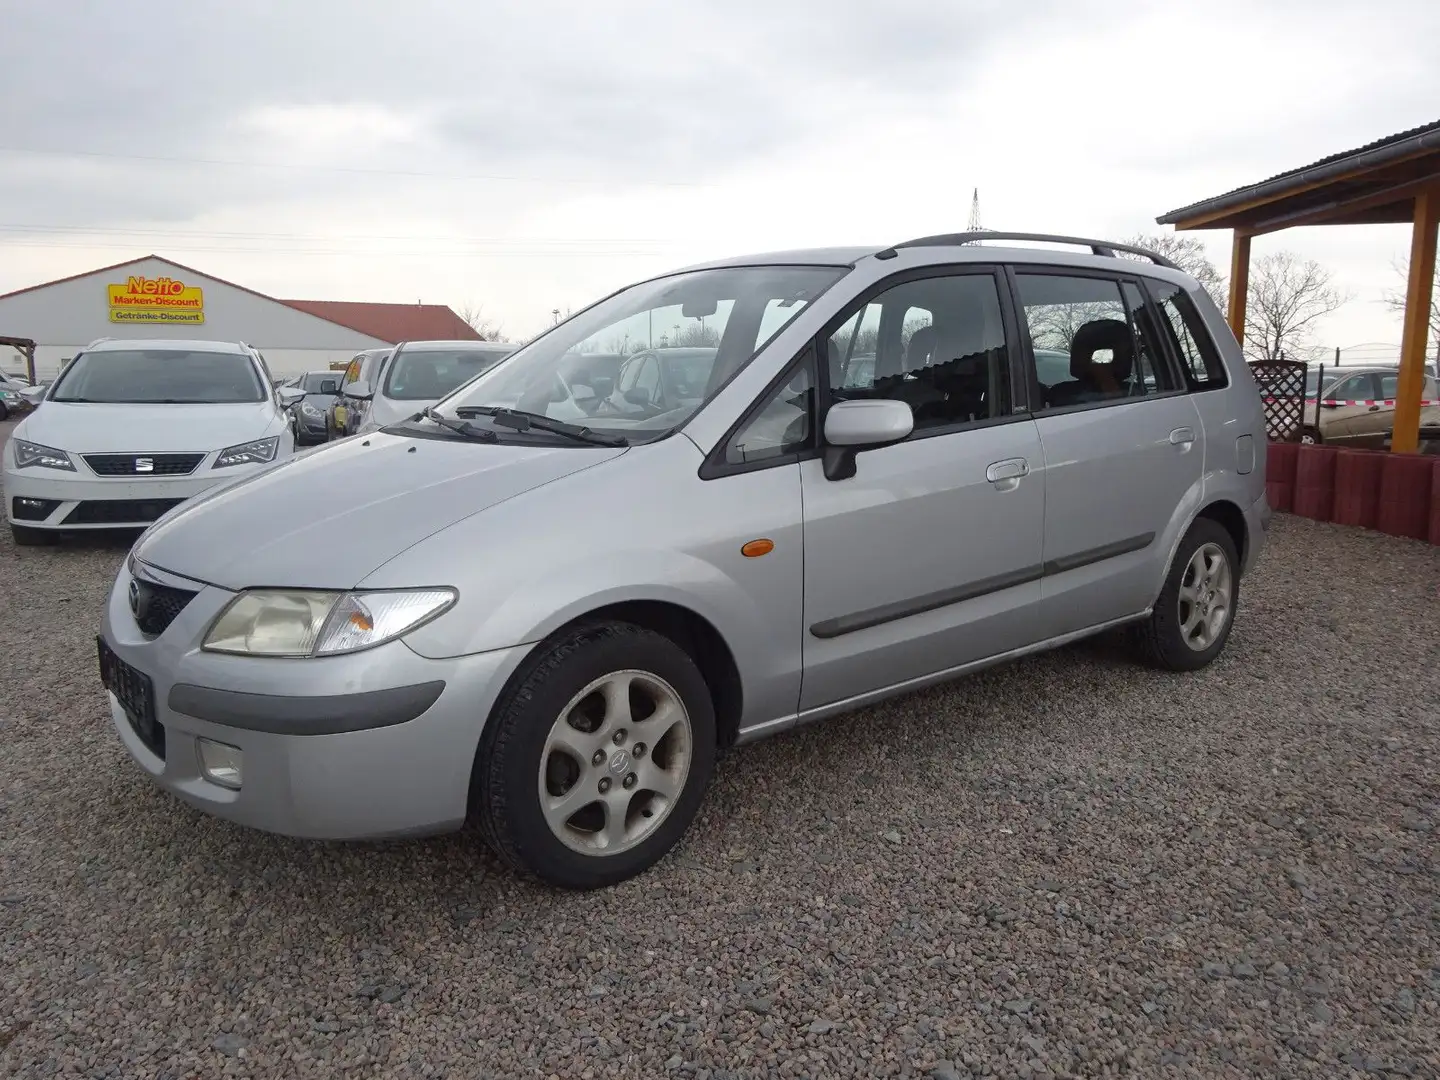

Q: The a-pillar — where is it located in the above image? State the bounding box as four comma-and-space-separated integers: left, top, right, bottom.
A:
1392, 188, 1439, 454
1227, 231, 1251, 346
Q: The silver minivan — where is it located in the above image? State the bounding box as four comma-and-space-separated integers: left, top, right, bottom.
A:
98, 232, 1269, 888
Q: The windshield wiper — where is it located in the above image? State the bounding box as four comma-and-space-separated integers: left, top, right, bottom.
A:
419, 406, 498, 442
453, 406, 628, 447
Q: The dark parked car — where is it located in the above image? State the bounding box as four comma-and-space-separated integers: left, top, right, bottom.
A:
284, 370, 346, 446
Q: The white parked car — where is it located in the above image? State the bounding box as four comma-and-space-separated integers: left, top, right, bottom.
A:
351, 340, 514, 435
3, 338, 302, 545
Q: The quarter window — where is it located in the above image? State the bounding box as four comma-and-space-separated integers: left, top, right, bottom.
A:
1145, 279, 1229, 389
824, 272, 1008, 431
723, 352, 815, 465
1016, 273, 1157, 409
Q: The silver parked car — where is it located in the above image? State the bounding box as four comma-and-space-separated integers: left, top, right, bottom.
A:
98, 232, 1269, 888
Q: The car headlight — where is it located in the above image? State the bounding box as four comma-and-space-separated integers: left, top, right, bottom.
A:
202, 588, 457, 657
214, 436, 279, 468
13, 439, 76, 471
301, 403, 322, 417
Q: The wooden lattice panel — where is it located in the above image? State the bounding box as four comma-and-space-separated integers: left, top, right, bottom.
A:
1248, 359, 1309, 442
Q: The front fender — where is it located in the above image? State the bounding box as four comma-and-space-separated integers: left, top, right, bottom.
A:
374, 439, 807, 730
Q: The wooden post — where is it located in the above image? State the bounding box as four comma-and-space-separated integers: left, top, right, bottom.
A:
1227, 231, 1251, 346
1392, 188, 1439, 454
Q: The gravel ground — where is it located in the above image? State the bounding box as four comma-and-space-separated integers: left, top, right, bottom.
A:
1, 417, 1437, 1079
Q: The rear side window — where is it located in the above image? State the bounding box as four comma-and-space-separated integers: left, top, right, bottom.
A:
1145, 279, 1229, 390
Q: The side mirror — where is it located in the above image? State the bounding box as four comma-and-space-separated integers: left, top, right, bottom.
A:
821, 399, 913, 481
278, 386, 306, 407
347, 380, 373, 400
20, 385, 47, 405
623, 387, 652, 406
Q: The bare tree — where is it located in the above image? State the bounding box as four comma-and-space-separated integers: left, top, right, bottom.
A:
672, 322, 721, 348
1381, 256, 1440, 345
457, 302, 506, 342
1243, 251, 1349, 363
1122, 232, 1228, 313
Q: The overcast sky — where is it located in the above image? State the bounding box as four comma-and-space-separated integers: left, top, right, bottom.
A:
3, 0, 1438, 356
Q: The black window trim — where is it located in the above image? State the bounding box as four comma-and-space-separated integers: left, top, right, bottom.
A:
1140, 276, 1232, 393
1005, 263, 1193, 420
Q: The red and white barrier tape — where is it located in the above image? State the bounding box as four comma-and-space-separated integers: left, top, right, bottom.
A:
1262, 396, 1440, 406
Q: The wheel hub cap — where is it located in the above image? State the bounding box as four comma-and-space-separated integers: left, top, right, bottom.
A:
537, 669, 693, 856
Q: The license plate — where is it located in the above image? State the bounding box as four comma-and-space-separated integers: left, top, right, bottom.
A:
97, 636, 164, 758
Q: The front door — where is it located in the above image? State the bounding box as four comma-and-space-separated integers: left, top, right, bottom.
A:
1320, 372, 1381, 446
1011, 269, 1205, 630
799, 267, 1047, 711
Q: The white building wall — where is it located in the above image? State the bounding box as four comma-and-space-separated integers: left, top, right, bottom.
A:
0, 256, 387, 380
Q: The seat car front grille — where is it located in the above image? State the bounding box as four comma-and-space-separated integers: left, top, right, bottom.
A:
83, 453, 205, 477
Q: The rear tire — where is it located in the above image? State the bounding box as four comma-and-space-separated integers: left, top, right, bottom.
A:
474, 620, 716, 889
1133, 517, 1239, 672
10, 524, 50, 547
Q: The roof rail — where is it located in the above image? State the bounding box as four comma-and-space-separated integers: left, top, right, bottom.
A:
876, 231, 1180, 270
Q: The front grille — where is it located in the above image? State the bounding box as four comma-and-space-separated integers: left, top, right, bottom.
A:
130, 578, 198, 637
11, 496, 60, 521
62, 498, 187, 526
83, 453, 205, 477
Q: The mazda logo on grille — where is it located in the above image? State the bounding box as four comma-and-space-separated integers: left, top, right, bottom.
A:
128, 579, 151, 622
134, 457, 154, 473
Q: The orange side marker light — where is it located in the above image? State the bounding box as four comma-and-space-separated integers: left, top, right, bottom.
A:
741, 539, 774, 558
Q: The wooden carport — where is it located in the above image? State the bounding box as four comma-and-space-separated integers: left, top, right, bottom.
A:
1157, 120, 1440, 452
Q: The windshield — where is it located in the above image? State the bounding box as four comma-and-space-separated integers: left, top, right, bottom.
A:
383, 347, 511, 401
49, 349, 264, 404
430, 265, 845, 440
302, 372, 342, 393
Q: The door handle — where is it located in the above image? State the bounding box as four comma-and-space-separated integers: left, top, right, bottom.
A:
986, 458, 1029, 484
1169, 427, 1196, 446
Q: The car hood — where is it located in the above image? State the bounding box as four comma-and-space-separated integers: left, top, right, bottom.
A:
21, 401, 282, 453
135, 431, 627, 589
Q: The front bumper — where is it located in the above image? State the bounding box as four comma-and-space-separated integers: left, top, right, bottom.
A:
3, 464, 264, 530
100, 560, 530, 839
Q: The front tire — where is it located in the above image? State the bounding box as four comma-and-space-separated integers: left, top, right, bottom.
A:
474, 621, 716, 889
1133, 518, 1239, 672
1299, 426, 1321, 445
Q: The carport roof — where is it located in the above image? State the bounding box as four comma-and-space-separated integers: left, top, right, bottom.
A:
1156, 118, 1440, 232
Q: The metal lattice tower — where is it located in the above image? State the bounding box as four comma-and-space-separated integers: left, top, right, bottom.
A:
967, 188, 983, 231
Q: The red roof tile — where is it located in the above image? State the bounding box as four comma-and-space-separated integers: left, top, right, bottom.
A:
279, 299, 481, 343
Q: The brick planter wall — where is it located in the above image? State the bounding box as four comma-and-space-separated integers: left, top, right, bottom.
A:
1269, 441, 1438, 545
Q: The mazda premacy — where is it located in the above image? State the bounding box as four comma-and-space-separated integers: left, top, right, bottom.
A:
99, 232, 1269, 888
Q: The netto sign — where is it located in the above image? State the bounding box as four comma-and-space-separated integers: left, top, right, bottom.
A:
106, 275, 205, 324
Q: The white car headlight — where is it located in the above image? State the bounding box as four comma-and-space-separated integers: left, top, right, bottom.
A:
214, 436, 279, 468
301, 403, 322, 417
203, 588, 457, 657
13, 439, 76, 471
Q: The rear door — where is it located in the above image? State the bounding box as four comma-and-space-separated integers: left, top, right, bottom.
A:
1010, 267, 1204, 631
